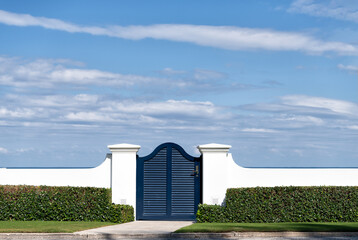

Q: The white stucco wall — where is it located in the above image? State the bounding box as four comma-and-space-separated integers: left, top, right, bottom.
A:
228, 153, 358, 187
108, 143, 140, 208
198, 143, 231, 205
0, 143, 141, 214
199, 143, 358, 205
0, 155, 111, 188
2, 142, 358, 215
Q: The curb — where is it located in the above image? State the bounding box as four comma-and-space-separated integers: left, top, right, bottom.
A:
2, 232, 358, 239
173, 232, 358, 238
0, 233, 75, 240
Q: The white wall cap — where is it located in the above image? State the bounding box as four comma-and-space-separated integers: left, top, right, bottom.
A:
108, 143, 141, 152
197, 143, 232, 153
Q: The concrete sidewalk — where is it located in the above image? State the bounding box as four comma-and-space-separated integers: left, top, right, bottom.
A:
76, 220, 193, 235
3, 221, 358, 239
0, 221, 194, 240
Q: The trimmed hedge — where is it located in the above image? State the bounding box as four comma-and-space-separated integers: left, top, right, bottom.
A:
196, 204, 226, 223
0, 185, 134, 223
197, 186, 358, 223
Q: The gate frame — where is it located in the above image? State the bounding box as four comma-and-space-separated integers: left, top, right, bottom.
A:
136, 142, 202, 220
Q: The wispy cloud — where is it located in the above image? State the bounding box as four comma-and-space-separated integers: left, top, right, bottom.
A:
193, 69, 227, 80
262, 80, 284, 87
241, 128, 277, 133
278, 115, 324, 126
347, 125, 358, 130
102, 100, 219, 117
338, 64, 358, 72
1, 90, 357, 167
65, 99, 227, 125
0, 56, 257, 95
0, 107, 36, 118
0, 9, 357, 55
289, 0, 358, 23
3, 90, 356, 134
1, 92, 228, 131
242, 95, 358, 118
0, 147, 8, 154
1, 58, 355, 150
281, 95, 358, 116
159, 68, 186, 76
16, 148, 34, 153
0, 56, 157, 89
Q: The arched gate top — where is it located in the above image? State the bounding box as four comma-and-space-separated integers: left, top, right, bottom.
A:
138, 142, 199, 162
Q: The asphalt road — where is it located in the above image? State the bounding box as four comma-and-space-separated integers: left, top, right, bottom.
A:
2, 236, 358, 240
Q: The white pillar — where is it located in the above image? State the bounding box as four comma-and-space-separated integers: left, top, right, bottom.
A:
108, 143, 140, 211
198, 143, 232, 205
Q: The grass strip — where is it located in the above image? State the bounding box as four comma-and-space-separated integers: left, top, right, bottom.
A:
0, 221, 116, 233
176, 222, 358, 233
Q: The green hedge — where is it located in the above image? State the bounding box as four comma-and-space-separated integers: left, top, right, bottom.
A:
0, 185, 134, 223
197, 186, 358, 223
196, 204, 226, 223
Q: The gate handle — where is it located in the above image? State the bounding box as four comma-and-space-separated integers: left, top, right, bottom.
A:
191, 166, 199, 177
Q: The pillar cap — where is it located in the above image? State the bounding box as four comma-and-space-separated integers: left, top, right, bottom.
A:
108, 143, 141, 152
197, 143, 231, 154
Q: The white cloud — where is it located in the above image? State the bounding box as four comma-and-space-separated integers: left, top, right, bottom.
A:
338, 64, 358, 72
6, 92, 353, 136
2, 92, 228, 131
0, 56, 168, 89
21, 94, 99, 107
0, 9, 357, 55
281, 95, 358, 116
0, 147, 8, 154
74, 94, 99, 103
293, 149, 304, 157
160, 68, 186, 75
16, 148, 34, 153
0, 56, 246, 93
240, 95, 358, 133
193, 69, 226, 80
0, 57, 157, 88
60, 98, 230, 131
65, 112, 115, 122
243, 95, 358, 118
241, 128, 277, 133
1, 90, 357, 167
278, 115, 324, 126
102, 99, 223, 119
0, 107, 36, 118
289, 0, 358, 23
270, 148, 280, 153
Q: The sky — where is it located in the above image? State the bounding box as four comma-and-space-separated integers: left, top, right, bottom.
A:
0, 0, 357, 168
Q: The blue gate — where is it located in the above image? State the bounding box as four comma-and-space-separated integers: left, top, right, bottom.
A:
136, 143, 201, 220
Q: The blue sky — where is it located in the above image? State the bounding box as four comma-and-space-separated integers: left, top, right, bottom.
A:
0, 0, 357, 168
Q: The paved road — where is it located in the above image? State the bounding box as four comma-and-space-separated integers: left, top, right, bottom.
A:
102, 238, 358, 240
2, 220, 358, 240
9, 237, 358, 240
2, 235, 358, 240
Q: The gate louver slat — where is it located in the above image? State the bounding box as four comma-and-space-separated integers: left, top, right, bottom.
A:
171, 148, 194, 216
143, 147, 167, 216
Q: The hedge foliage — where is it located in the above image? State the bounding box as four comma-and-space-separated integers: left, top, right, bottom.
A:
197, 186, 358, 223
196, 204, 226, 223
0, 185, 134, 223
